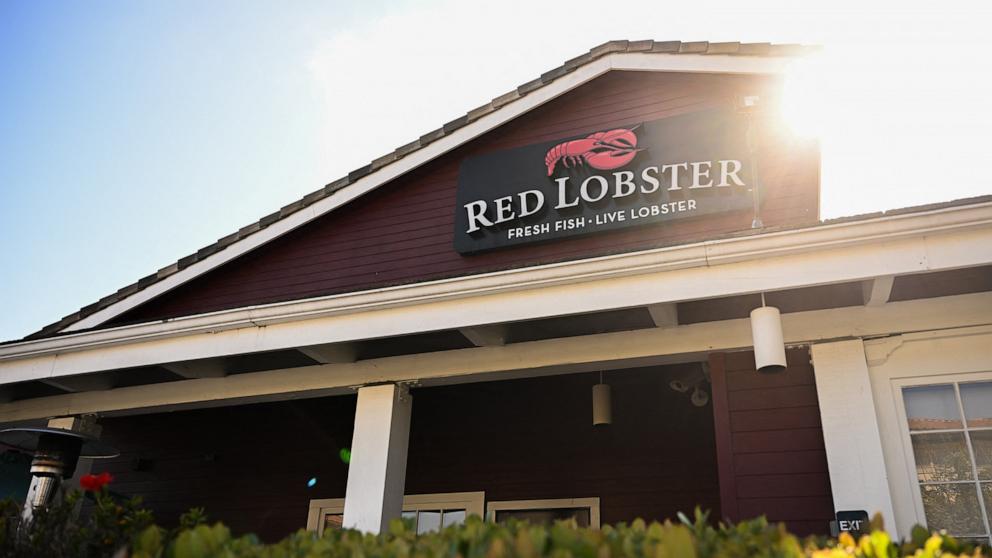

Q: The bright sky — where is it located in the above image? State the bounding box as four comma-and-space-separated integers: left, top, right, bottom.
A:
1, 1, 990, 342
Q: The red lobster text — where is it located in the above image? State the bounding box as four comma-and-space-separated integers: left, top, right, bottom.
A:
544, 127, 642, 176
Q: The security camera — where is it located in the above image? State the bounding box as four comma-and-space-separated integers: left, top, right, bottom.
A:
691, 387, 710, 407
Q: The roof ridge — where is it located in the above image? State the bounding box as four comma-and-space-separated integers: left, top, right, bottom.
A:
26, 39, 817, 340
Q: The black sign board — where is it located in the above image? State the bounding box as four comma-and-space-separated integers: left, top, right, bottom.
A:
835, 510, 870, 535
453, 107, 754, 254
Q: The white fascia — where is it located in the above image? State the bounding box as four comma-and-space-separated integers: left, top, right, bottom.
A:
61, 52, 794, 334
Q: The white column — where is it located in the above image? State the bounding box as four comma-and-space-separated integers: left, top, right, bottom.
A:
810, 340, 897, 532
342, 383, 412, 533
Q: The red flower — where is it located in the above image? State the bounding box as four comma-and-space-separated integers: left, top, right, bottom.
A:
80, 471, 113, 492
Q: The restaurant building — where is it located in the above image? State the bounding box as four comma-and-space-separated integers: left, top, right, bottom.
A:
1, 40, 991, 544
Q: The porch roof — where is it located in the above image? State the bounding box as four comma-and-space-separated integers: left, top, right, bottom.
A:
0, 194, 989, 421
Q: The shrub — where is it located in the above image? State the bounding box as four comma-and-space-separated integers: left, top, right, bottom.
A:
1, 489, 988, 558
128, 510, 988, 558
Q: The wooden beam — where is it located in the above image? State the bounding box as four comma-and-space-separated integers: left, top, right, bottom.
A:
647, 303, 678, 328
41, 374, 115, 393
459, 325, 507, 347
160, 359, 227, 379
297, 343, 357, 364
862, 276, 895, 306
1, 292, 988, 424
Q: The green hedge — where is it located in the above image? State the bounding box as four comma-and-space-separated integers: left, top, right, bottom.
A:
131, 512, 987, 558
1, 488, 988, 558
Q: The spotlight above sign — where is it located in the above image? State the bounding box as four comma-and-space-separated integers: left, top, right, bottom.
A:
453, 107, 756, 254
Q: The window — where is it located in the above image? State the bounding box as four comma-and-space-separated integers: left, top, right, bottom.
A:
486, 498, 601, 528
902, 381, 992, 544
306, 492, 485, 535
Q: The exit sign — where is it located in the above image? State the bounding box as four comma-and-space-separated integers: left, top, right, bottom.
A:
835, 510, 870, 535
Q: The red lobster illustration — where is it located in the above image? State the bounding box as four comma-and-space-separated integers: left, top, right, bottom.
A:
544, 126, 642, 176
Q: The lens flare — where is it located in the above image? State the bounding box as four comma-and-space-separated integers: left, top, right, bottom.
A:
781, 53, 829, 139
306, 477, 317, 488
339, 448, 351, 464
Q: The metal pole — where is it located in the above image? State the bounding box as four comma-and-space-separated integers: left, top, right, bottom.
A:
746, 111, 763, 229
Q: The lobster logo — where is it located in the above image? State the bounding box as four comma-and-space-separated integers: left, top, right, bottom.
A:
544, 126, 642, 177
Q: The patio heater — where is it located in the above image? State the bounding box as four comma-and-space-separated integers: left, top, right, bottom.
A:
0, 416, 118, 524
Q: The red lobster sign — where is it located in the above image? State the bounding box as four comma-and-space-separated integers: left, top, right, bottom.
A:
544, 126, 642, 176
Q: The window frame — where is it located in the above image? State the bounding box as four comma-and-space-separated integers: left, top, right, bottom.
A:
865, 325, 992, 539
893, 373, 992, 543
306, 491, 485, 535
486, 497, 601, 528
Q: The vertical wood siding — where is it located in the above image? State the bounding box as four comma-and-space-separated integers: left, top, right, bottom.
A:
709, 348, 834, 536
109, 71, 819, 326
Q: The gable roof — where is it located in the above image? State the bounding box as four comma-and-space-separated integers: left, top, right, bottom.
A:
26, 39, 816, 341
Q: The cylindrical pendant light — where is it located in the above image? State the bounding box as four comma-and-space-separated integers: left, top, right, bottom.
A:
750, 294, 787, 373
592, 372, 611, 426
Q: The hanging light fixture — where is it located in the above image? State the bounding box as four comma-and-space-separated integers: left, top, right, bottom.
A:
750, 293, 787, 373
592, 371, 612, 426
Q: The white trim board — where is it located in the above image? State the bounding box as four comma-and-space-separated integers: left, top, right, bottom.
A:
1, 292, 989, 423
2, 201, 990, 377
61, 52, 795, 334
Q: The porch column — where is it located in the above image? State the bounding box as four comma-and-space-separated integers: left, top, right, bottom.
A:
810, 340, 897, 533
342, 383, 412, 533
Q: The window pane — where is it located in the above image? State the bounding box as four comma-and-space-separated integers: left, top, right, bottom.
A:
973, 431, 992, 480
323, 513, 344, 532
911, 432, 975, 482
416, 510, 442, 534
904, 385, 963, 431
401, 510, 417, 530
442, 509, 466, 527
961, 382, 992, 428
920, 484, 985, 535
495, 508, 591, 527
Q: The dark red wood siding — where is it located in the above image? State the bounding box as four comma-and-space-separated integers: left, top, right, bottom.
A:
109, 71, 819, 326
91, 365, 720, 541
709, 348, 834, 536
